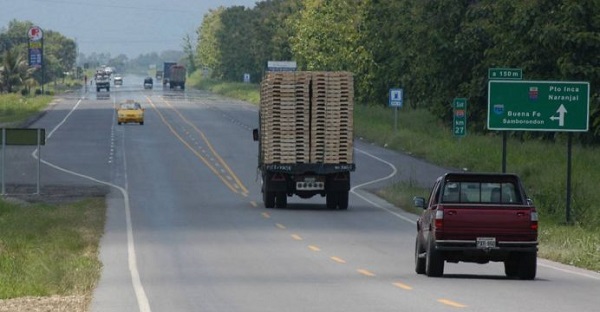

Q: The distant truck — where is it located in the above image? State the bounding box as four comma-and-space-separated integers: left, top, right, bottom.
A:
156, 70, 163, 81
169, 65, 186, 89
162, 62, 177, 85
94, 70, 110, 92
413, 172, 538, 279
252, 71, 355, 209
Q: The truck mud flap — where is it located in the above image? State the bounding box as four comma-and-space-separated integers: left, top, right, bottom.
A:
263, 172, 287, 192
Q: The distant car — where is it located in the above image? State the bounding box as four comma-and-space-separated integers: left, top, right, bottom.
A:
117, 100, 144, 125
144, 77, 153, 89
114, 76, 123, 85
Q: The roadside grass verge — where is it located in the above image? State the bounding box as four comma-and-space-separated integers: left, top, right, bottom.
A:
194, 80, 600, 272
0, 198, 105, 299
188, 72, 260, 104
0, 94, 52, 126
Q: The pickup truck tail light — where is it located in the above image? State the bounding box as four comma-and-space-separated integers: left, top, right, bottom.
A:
530, 211, 538, 231
434, 209, 444, 229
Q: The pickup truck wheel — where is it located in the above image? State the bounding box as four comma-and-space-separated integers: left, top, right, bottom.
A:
517, 252, 537, 280
275, 192, 287, 208
415, 237, 426, 274
425, 235, 444, 277
337, 191, 349, 210
263, 191, 275, 209
326, 192, 338, 209
504, 256, 519, 278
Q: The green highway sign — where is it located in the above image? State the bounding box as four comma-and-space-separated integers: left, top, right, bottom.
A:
488, 81, 589, 131
0, 128, 46, 145
453, 98, 467, 137
489, 68, 522, 80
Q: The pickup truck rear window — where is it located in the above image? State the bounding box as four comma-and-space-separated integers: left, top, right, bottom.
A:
441, 182, 522, 204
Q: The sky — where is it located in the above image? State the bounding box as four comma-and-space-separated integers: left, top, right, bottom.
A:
0, 0, 258, 58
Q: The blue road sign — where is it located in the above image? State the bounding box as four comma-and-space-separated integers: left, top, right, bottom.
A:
389, 88, 403, 107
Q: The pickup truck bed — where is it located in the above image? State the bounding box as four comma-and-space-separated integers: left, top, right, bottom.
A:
414, 172, 538, 279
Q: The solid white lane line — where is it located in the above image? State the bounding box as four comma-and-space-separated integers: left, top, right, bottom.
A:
351, 147, 416, 225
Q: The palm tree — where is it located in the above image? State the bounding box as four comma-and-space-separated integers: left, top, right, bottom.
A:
0, 48, 34, 93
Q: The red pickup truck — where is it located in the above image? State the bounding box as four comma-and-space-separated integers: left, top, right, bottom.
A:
413, 172, 538, 279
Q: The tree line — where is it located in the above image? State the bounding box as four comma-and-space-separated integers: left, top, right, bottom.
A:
0, 20, 77, 94
194, 0, 600, 144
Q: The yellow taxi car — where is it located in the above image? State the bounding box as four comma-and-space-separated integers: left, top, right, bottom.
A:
117, 100, 144, 125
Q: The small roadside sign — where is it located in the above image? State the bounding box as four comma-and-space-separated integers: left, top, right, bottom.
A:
389, 88, 403, 107
488, 68, 522, 80
453, 98, 467, 137
0, 128, 46, 145
267, 61, 297, 71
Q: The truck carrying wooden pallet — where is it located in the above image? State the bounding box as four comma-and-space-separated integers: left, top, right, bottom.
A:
252, 71, 355, 209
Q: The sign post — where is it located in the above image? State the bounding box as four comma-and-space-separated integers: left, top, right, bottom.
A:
389, 88, 403, 133
488, 68, 522, 173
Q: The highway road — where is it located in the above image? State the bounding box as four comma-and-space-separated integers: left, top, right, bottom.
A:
6, 74, 600, 312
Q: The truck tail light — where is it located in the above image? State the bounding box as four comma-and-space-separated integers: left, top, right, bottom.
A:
530, 211, 538, 231
434, 209, 444, 229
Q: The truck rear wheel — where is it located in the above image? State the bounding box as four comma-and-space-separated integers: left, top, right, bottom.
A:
415, 237, 426, 274
326, 192, 338, 209
425, 235, 444, 277
504, 255, 519, 278
337, 191, 349, 210
517, 252, 537, 280
275, 192, 287, 208
263, 191, 275, 208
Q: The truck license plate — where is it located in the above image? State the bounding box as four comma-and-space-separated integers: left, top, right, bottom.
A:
476, 237, 496, 248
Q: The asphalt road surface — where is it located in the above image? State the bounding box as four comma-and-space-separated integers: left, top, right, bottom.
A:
5, 74, 600, 312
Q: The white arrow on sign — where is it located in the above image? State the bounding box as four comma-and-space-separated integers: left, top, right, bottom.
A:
550, 104, 567, 127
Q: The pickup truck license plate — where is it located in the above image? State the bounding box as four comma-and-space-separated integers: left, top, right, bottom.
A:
476, 237, 496, 248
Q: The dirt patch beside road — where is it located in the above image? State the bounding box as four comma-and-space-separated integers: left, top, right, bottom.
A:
2, 184, 109, 205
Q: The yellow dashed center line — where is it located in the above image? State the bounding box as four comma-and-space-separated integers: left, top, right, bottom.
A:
261, 212, 270, 218
250, 201, 257, 208
392, 282, 413, 290
291, 234, 303, 241
330, 256, 347, 264
308, 245, 321, 252
275, 223, 286, 230
438, 299, 467, 308
357, 269, 376, 277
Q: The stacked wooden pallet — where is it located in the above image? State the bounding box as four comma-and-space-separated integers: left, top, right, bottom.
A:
260, 71, 311, 164
260, 71, 354, 164
309, 71, 354, 164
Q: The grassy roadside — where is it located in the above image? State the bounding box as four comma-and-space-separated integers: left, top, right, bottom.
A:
190, 78, 600, 273
0, 198, 105, 301
0, 94, 52, 126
